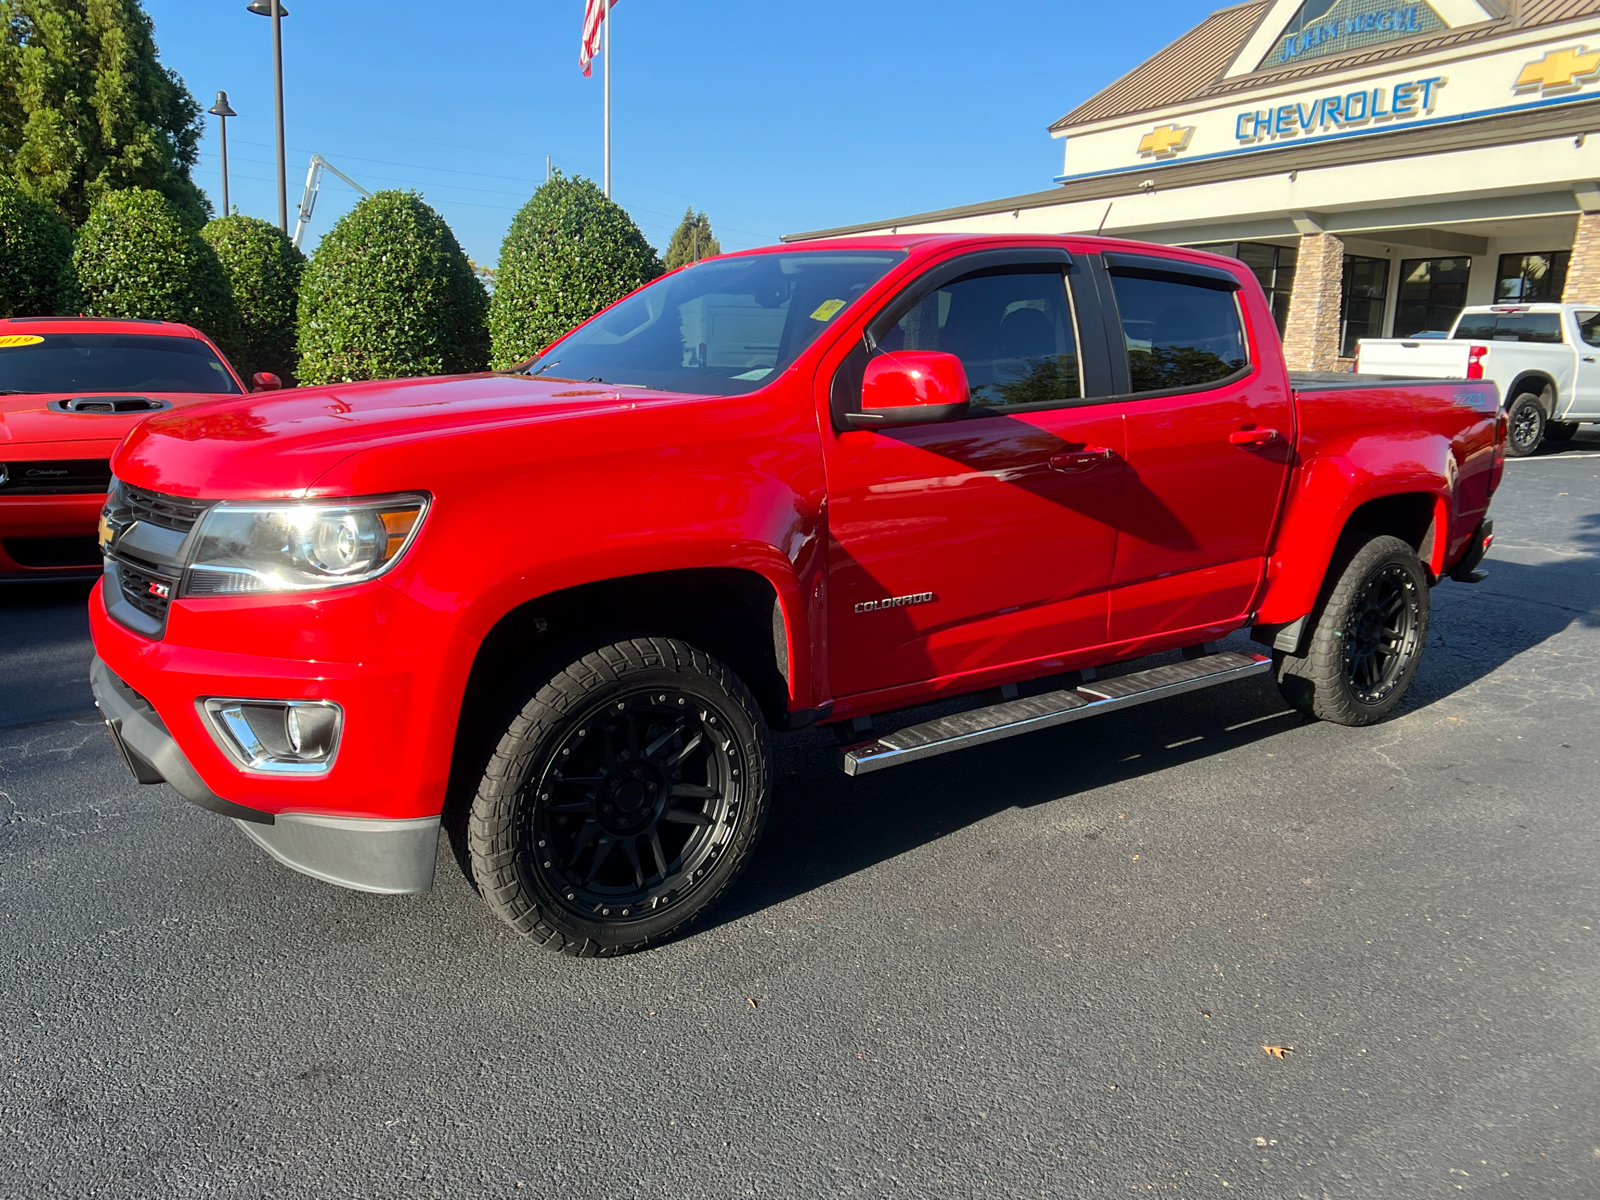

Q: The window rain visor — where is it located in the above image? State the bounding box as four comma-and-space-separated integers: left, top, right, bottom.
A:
520, 251, 905, 395
183, 495, 428, 596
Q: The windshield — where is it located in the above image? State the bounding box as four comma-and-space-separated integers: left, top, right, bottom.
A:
0, 332, 242, 395
520, 250, 905, 395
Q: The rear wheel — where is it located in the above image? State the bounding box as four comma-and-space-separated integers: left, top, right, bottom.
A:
468, 637, 771, 956
1504, 393, 1546, 457
1275, 535, 1430, 726
1544, 420, 1578, 443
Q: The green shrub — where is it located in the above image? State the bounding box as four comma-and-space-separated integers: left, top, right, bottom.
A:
201, 214, 305, 381
72, 188, 241, 360
490, 171, 663, 369
0, 178, 77, 316
296, 191, 489, 385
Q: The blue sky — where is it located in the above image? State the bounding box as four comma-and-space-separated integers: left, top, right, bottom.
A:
146, 0, 1221, 264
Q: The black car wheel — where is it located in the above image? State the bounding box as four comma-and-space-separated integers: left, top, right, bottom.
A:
1275, 535, 1430, 726
1504, 393, 1546, 458
469, 637, 770, 955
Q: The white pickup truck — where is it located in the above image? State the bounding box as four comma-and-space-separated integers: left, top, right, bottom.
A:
1356, 303, 1600, 455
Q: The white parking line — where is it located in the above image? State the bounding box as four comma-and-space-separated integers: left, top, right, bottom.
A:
1508, 451, 1600, 461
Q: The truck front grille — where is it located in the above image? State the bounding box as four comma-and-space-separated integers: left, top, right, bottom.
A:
114, 558, 177, 625
123, 486, 212, 533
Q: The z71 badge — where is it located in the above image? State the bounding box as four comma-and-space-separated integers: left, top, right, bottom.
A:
854, 591, 936, 614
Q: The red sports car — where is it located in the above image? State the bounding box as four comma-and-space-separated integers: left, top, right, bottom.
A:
0, 316, 260, 580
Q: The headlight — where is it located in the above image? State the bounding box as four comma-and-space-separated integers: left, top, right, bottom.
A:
183, 494, 429, 596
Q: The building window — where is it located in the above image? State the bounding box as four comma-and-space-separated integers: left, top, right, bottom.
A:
1260, 0, 1446, 69
1339, 255, 1389, 357
1496, 252, 1569, 302
1394, 257, 1470, 337
1190, 241, 1297, 333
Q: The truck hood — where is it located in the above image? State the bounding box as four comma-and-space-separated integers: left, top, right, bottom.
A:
111, 373, 709, 498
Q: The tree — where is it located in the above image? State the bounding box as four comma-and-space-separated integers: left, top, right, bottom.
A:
201, 214, 305, 381
296, 190, 489, 386
664, 207, 721, 270
0, 0, 209, 228
0, 174, 76, 316
72, 187, 240, 357
489, 171, 662, 369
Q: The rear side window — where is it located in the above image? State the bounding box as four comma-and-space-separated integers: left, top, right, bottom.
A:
1451, 313, 1563, 343
1107, 273, 1249, 394
875, 267, 1081, 409
1577, 311, 1600, 348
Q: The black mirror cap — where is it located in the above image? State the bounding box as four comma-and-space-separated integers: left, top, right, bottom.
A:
843, 400, 969, 430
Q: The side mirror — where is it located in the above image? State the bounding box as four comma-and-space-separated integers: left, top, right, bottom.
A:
844, 351, 970, 430
252, 372, 283, 392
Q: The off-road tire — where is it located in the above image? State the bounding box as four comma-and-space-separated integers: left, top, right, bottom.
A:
1544, 420, 1578, 443
468, 637, 771, 956
1275, 535, 1430, 726
1504, 392, 1546, 458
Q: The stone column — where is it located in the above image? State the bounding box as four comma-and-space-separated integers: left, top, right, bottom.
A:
1280, 231, 1346, 372
1562, 210, 1600, 304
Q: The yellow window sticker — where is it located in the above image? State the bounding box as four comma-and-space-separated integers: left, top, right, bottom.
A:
0, 334, 44, 348
809, 299, 847, 322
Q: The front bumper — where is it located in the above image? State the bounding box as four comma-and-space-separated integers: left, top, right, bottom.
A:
88, 575, 479, 894
0, 493, 106, 577
92, 654, 441, 894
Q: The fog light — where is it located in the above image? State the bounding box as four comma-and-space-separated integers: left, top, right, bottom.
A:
202, 698, 343, 774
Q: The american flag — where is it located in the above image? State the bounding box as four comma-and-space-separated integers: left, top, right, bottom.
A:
580, 0, 614, 78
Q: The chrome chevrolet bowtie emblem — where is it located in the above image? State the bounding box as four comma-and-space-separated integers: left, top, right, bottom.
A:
1136, 124, 1194, 159
1515, 46, 1600, 95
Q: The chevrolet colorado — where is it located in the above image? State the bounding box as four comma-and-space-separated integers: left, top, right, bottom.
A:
89, 235, 1505, 955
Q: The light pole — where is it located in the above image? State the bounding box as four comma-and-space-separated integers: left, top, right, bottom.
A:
246, 0, 289, 233
207, 91, 237, 216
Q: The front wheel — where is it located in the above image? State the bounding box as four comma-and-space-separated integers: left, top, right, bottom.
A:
1275, 535, 1430, 726
468, 637, 771, 956
1504, 393, 1546, 457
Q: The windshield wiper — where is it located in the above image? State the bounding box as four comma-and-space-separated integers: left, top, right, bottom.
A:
527, 359, 561, 377
0, 389, 35, 395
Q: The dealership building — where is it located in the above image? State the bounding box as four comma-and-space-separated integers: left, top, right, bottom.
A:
790, 0, 1600, 369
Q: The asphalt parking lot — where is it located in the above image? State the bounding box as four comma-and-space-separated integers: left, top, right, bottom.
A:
2, 436, 1597, 1199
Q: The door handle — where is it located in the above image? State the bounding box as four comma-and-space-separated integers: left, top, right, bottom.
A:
1048, 447, 1115, 473
1584, 356, 1596, 363
1229, 426, 1279, 447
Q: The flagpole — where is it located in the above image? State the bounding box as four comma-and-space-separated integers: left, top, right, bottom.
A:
603, 0, 611, 198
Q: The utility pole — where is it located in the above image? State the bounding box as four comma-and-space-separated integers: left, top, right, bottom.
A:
247, 1, 290, 232
603, 0, 611, 198
207, 92, 238, 216
692, 219, 698, 263
546, 154, 551, 184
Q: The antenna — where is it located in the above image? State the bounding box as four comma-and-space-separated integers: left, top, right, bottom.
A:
1096, 202, 1114, 236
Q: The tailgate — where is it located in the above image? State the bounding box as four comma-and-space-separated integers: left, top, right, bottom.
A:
1354, 338, 1467, 378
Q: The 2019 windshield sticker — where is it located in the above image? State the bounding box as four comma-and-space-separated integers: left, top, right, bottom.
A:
0, 335, 44, 348
854, 591, 936, 614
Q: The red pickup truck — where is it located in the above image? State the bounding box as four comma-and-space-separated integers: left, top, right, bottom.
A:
89, 235, 1504, 955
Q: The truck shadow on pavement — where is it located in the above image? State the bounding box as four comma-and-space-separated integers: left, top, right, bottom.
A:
707, 512, 1600, 932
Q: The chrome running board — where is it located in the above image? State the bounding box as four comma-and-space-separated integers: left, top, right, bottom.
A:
838, 651, 1272, 776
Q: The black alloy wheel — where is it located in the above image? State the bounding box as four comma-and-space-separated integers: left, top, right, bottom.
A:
1274, 534, 1431, 726
1505, 393, 1545, 458
469, 637, 771, 956
1340, 561, 1422, 706
531, 687, 744, 922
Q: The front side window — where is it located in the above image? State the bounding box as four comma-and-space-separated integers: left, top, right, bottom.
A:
0, 333, 242, 395
520, 251, 904, 396
1108, 272, 1249, 394
875, 267, 1081, 409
